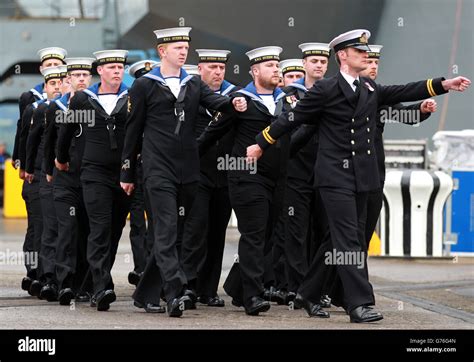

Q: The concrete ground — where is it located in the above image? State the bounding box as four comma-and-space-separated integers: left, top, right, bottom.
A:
0, 218, 473, 329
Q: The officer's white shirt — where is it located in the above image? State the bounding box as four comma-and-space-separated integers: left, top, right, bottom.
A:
164, 77, 181, 98
98, 94, 120, 115
340, 71, 360, 92
260, 94, 276, 115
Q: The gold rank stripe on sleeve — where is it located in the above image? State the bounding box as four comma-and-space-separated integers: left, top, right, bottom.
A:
262, 126, 276, 144
426, 79, 437, 97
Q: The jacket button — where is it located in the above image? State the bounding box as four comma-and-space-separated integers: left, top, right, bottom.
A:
367, 150, 371, 155
366, 117, 369, 121
352, 118, 355, 123
352, 151, 356, 156
367, 139, 370, 143
367, 128, 370, 132
351, 129, 355, 134
351, 140, 355, 145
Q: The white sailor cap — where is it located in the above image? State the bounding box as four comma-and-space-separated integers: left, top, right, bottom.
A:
245, 46, 282, 66
153, 27, 192, 45
40, 66, 64, 81
57, 65, 68, 78
329, 29, 372, 52
128, 60, 160, 78
196, 49, 231, 63
298, 43, 331, 58
37, 47, 67, 63
183, 64, 200, 76
65, 57, 95, 72
367, 44, 383, 59
93, 50, 128, 66
279, 59, 304, 75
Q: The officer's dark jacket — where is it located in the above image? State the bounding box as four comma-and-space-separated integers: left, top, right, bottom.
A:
120, 67, 235, 184
13, 83, 45, 164
195, 80, 240, 188
57, 82, 129, 186
198, 81, 290, 186
43, 93, 84, 188
256, 72, 447, 192
282, 78, 319, 183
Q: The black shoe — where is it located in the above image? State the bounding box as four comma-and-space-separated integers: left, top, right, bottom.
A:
349, 306, 383, 323
199, 295, 225, 307
273, 289, 289, 305
244, 296, 271, 316
166, 297, 187, 318
29, 280, 42, 297
75, 292, 91, 303
263, 286, 276, 301
320, 294, 332, 308
294, 294, 330, 318
58, 288, 74, 306
231, 298, 243, 307
128, 271, 141, 286
134, 300, 166, 313
183, 289, 197, 310
39, 284, 58, 302
95, 289, 116, 311
21, 277, 33, 291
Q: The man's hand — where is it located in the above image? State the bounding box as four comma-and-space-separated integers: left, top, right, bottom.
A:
232, 97, 247, 112
19, 169, 25, 180
246, 144, 263, 163
120, 182, 134, 196
420, 99, 437, 113
24, 172, 34, 184
46, 174, 53, 183
55, 158, 69, 171
442, 76, 471, 92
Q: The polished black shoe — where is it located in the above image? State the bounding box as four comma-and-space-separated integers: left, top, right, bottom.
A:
95, 289, 116, 311
183, 289, 197, 310
166, 297, 187, 318
134, 300, 166, 313
349, 305, 383, 323
320, 294, 332, 308
128, 271, 141, 286
294, 294, 330, 318
21, 277, 33, 291
75, 292, 91, 303
272, 289, 289, 305
199, 295, 225, 307
263, 286, 276, 301
29, 280, 42, 297
40, 284, 58, 302
58, 288, 74, 306
244, 296, 271, 316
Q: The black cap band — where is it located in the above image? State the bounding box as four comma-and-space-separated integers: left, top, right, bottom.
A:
157, 35, 191, 45
67, 64, 93, 71
96, 57, 127, 66
198, 56, 228, 63
282, 66, 305, 75
302, 50, 330, 58
250, 55, 280, 66
44, 72, 63, 81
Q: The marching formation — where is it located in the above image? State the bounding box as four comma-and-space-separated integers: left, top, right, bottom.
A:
11, 27, 470, 322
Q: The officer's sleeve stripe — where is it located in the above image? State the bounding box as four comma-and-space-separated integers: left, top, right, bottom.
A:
427, 79, 437, 97
263, 127, 276, 144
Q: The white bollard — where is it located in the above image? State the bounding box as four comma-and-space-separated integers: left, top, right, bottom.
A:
381, 170, 453, 257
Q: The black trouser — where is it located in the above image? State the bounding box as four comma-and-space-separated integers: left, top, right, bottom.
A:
38, 175, 58, 284
181, 182, 232, 297
365, 188, 383, 251
138, 177, 198, 302
82, 181, 130, 295
228, 178, 278, 304
21, 178, 43, 280
298, 187, 374, 311
53, 184, 90, 292
129, 180, 149, 273
281, 177, 313, 293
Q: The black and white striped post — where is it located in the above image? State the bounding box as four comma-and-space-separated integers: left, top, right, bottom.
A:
380, 170, 453, 257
